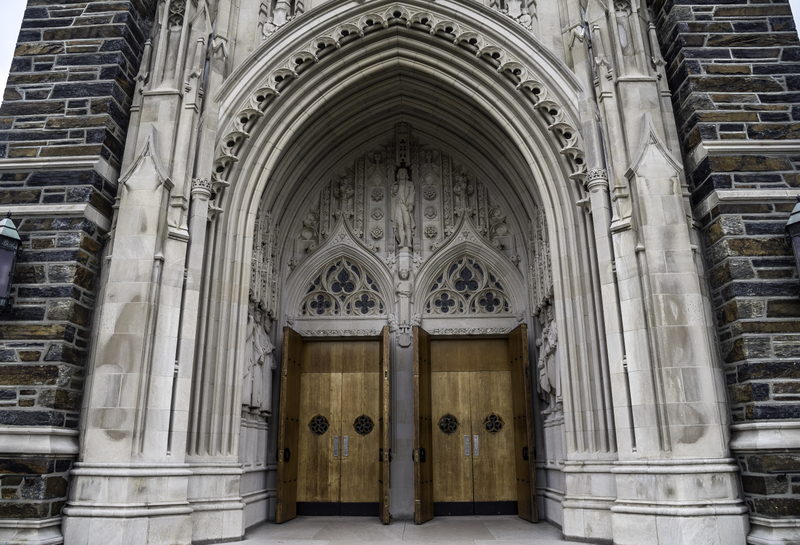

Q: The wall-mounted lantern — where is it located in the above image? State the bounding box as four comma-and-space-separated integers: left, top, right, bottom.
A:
0, 214, 21, 310
786, 197, 800, 288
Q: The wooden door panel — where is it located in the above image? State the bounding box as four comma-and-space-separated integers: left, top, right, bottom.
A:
276, 328, 303, 523
413, 326, 434, 524
297, 371, 342, 503
470, 370, 516, 503
509, 324, 538, 522
431, 371, 473, 504
380, 326, 391, 524
431, 339, 509, 372
340, 366, 380, 505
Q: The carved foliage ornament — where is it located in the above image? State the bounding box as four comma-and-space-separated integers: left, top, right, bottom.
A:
425, 257, 511, 315
300, 258, 386, 317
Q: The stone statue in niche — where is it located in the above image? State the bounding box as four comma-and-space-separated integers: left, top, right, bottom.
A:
299, 206, 319, 253
393, 267, 415, 346
453, 170, 474, 216
391, 166, 416, 248
258, 3, 275, 42
536, 305, 559, 413
333, 175, 354, 218
244, 297, 276, 412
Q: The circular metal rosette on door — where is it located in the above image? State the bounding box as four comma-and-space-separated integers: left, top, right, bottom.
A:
438, 413, 459, 434
353, 414, 374, 435
484, 413, 504, 433
308, 414, 330, 436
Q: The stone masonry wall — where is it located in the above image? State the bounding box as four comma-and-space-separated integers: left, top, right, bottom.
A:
0, 0, 154, 533
651, 0, 800, 524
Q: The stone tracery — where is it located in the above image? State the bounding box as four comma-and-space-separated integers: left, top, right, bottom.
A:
299, 258, 386, 317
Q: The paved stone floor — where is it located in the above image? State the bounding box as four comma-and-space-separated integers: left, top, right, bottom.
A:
231, 515, 598, 544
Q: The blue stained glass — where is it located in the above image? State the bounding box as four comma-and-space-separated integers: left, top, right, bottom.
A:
435, 293, 456, 313
309, 295, 331, 315
480, 292, 501, 312
354, 294, 375, 314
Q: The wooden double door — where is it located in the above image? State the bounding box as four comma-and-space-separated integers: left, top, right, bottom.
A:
413, 325, 537, 524
276, 327, 391, 524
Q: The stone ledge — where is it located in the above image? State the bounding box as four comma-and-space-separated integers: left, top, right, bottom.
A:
748, 516, 800, 545
0, 155, 119, 186
687, 139, 800, 173
0, 203, 111, 232
730, 421, 800, 452
0, 427, 79, 456
693, 188, 800, 219
0, 517, 63, 545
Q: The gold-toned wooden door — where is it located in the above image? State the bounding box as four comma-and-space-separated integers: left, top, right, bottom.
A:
509, 324, 537, 522
339, 341, 381, 515
379, 326, 391, 524
413, 326, 434, 524
276, 327, 303, 523
415, 333, 535, 522
283, 338, 385, 519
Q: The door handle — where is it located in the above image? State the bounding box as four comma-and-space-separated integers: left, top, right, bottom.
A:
283, 448, 291, 462
464, 435, 470, 456
522, 446, 529, 461
473, 435, 479, 457
343, 435, 349, 457
334, 435, 339, 457
420, 447, 426, 463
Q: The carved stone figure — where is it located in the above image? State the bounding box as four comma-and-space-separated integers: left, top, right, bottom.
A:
536, 306, 558, 412
391, 167, 416, 248
453, 170, 474, 215
254, 310, 276, 413
242, 298, 257, 407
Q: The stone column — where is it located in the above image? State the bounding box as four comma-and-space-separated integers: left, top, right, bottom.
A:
608, 116, 749, 545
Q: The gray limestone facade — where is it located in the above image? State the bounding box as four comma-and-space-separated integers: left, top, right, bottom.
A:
0, 0, 799, 544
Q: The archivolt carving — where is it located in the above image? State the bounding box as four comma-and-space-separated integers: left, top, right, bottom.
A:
212, 3, 586, 191
300, 258, 387, 317
424, 257, 511, 316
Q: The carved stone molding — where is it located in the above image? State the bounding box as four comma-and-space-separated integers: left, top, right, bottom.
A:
212, 2, 587, 189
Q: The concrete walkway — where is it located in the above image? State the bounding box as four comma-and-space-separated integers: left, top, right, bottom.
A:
230, 515, 599, 544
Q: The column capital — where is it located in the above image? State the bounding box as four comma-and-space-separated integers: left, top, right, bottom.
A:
191, 177, 212, 197
586, 168, 609, 190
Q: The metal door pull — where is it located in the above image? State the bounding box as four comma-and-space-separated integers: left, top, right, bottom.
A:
334, 435, 339, 457
473, 435, 479, 457
464, 435, 470, 456
344, 435, 349, 457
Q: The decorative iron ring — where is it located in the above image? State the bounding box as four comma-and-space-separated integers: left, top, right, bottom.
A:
484, 413, 503, 433
309, 414, 329, 436
438, 413, 459, 434
353, 414, 374, 435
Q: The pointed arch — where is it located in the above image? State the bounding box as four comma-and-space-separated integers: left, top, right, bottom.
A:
283, 217, 394, 333
414, 214, 527, 318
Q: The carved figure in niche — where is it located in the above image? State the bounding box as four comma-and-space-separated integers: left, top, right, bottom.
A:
243, 297, 258, 408
536, 305, 558, 413
394, 267, 415, 346
453, 170, 474, 216
244, 297, 276, 412
391, 167, 416, 248
488, 204, 510, 249
519, 7, 533, 30
368, 148, 389, 181
299, 207, 319, 253
254, 309, 276, 412
258, 3, 275, 42
333, 175, 354, 217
